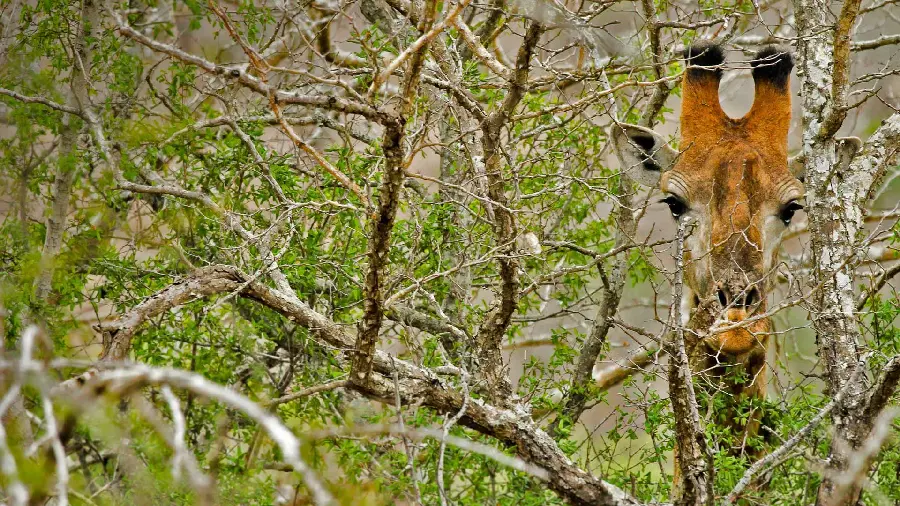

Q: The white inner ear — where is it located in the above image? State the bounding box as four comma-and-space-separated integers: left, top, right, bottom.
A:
611, 123, 679, 187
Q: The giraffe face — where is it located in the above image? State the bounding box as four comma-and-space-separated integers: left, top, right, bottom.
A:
661, 139, 803, 354
614, 44, 801, 355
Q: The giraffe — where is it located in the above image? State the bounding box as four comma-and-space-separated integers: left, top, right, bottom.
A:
613, 43, 802, 451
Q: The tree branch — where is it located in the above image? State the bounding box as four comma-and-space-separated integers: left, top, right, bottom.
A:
852, 112, 900, 206
820, 0, 862, 138
353, 0, 439, 383
861, 355, 900, 428
0, 88, 84, 117
59, 265, 649, 506
451, 15, 512, 80
474, 20, 543, 401
851, 34, 900, 51
666, 220, 713, 506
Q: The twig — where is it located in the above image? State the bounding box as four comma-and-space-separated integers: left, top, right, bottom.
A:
266, 379, 349, 407
0, 87, 84, 117
438, 372, 469, 506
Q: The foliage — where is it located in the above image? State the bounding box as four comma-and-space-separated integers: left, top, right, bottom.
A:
1, 0, 899, 505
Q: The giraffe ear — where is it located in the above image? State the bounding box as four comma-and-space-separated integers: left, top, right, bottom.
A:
612, 123, 678, 187
788, 153, 805, 181
788, 137, 861, 183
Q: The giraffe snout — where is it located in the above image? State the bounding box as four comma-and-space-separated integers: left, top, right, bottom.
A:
705, 279, 768, 355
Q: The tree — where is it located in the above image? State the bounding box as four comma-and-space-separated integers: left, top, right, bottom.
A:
1, 0, 899, 505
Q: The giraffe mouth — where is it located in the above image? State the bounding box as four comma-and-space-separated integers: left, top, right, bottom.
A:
705, 308, 769, 355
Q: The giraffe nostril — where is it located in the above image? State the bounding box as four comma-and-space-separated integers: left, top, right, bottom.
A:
717, 288, 729, 307
744, 287, 760, 308
717, 284, 760, 310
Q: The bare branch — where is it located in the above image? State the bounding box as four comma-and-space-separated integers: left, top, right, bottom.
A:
856, 261, 900, 310
0, 88, 84, 117
852, 34, 900, 51
450, 15, 512, 80
270, 100, 373, 209
266, 379, 349, 407
594, 344, 660, 392
83, 366, 336, 506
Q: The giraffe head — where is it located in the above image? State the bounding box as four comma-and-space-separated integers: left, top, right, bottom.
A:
614, 44, 802, 355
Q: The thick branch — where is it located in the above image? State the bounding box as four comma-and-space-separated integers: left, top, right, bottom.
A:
821, 0, 862, 138
352, 0, 438, 382
386, 305, 470, 343
474, 21, 542, 400
861, 355, 900, 429
666, 221, 713, 506
62, 265, 648, 506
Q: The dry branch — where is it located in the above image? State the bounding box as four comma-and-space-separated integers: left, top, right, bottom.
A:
56, 265, 648, 506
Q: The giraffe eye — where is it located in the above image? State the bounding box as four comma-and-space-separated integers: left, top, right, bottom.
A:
779, 201, 804, 225
661, 195, 688, 219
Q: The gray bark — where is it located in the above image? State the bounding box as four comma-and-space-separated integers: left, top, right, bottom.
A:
793, 1, 900, 502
